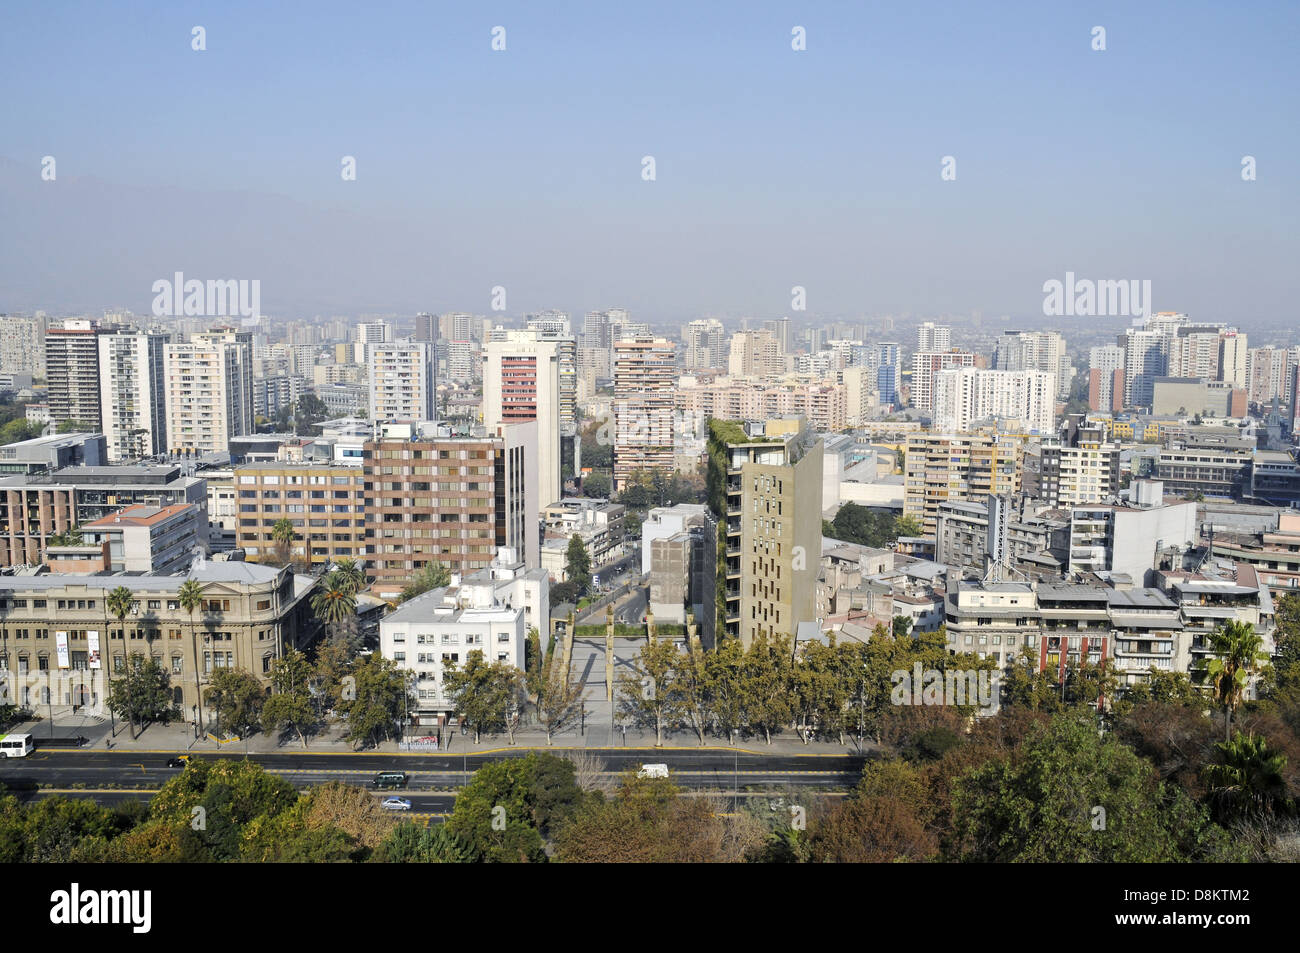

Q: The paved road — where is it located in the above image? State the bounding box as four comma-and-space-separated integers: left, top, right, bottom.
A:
0, 748, 865, 795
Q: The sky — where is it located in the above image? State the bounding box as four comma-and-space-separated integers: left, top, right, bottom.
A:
1, 0, 1297, 325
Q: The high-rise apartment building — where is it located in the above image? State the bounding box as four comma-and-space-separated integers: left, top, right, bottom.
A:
1088, 344, 1126, 412
163, 329, 254, 455
993, 329, 1068, 397
352, 320, 392, 365
612, 337, 677, 492
483, 332, 562, 511
932, 368, 1055, 434
0, 315, 46, 377
708, 418, 822, 648
1024, 414, 1121, 507
728, 330, 783, 379
363, 423, 535, 601
916, 322, 952, 352
413, 312, 437, 342
903, 433, 1023, 535
1119, 327, 1168, 410
1247, 346, 1291, 406
875, 342, 902, 410
763, 317, 792, 355
369, 341, 437, 423
910, 349, 977, 413
684, 319, 725, 370
525, 310, 571, 336
98, 330, 170, 461
45, 321, 103, 430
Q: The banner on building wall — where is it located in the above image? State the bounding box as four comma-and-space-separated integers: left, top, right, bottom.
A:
87, 630, 101, 669
55, 632, 70, 669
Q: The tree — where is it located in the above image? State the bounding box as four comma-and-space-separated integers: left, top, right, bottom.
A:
105, 585, 135, 653
374, 822, 472, 863
261, 647, 317, 748
553, 773, 741, 863
399, 561, 450, 603
293, 394, 330, 434
674, 637, 713, 746
952, 713, 1240, 862
149, 759, 299, 862
177, 579, 205, 733
300, 780, 396, 851
810, 760, 937, 862
0, 418, 40, 445
527, 628, 583, 744
618, 637, 682, 746
445, 753, 584, 862
703, 638, 747, 743
313, 639, 356, 712
106, 655, 174, 739
46, 527, 83, 547
312, 571, 359, 651
582, 470, 612, 499
1198, 620, 1270, 741
332, 558, 367, 596
742, 634, 795, 745
203, 668, 265, 739
270, 518, 297, 566
1203, 732, 1293, 827
341, 653, 410, 749
442, 650, 521, 744
893, 514, 923, 539
1269, 592, 1300, 695
565, 534, 592, 593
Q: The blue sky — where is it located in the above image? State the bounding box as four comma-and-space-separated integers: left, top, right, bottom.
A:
1, 0, 1296, 323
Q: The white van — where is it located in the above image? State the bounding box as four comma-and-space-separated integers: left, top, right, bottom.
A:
637, 763, 669, 779
0, 733, 33, 758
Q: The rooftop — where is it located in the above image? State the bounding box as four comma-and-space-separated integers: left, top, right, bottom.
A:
0, 561, 289, 592
84, 503, 197, 528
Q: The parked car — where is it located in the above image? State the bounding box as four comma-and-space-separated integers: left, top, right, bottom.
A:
381, 796, 412, 811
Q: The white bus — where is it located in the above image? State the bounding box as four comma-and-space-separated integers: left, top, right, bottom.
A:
0, 733, 33, 758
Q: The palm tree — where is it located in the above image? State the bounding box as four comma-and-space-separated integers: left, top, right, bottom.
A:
1204, 732, 1292, 825
105, 586, 135, 736
332, 558, 366, 596
177, 579, 205, 736
1198, 620, 1270, 741
270, 518, 296, 567
311, 572, 357, 646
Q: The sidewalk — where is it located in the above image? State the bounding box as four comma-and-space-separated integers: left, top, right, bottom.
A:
16, 714, 875, 757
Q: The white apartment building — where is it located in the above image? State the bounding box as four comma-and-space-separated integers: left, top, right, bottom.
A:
911, 350, 976, 413
993, 329, 1068, 397
684, 319, 725, 370
369, 340, 436, 423
916, 322, 951, 351
164, 330, 254, 455
379, 578, 527, 728
98, 330, 170, 461
933, 368, 1055, 434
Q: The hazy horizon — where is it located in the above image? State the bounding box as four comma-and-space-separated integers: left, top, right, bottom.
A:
2, 1, 1296, 324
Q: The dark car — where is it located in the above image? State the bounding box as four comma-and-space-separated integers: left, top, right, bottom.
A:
165, 755, 193, 768
371, 771, 408, 790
